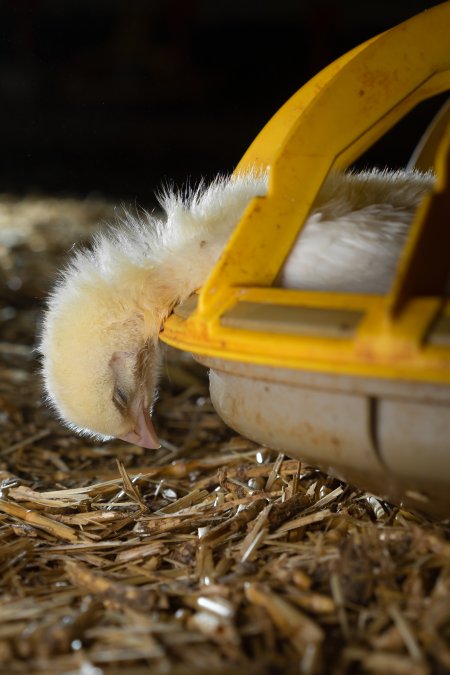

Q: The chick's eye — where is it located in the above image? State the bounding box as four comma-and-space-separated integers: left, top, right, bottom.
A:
112, 387, 128, 410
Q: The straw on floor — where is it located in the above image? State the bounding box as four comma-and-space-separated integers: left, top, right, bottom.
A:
0, 194, 449, 674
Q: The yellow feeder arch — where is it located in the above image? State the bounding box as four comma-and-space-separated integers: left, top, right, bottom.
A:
160, 3, 450, 517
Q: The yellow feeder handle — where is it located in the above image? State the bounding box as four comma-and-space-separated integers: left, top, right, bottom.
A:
197, 1, 450, 322
408, 97, 450, 172
161, 3, 450, 385
388, 117, 450, 316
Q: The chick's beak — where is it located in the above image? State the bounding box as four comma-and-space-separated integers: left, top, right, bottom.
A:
118, 406, 161, 449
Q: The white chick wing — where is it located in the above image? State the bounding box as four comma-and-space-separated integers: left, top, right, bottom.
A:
278, 169, 435, 293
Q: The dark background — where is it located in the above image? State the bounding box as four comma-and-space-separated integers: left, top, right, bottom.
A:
0, 0, 446, 205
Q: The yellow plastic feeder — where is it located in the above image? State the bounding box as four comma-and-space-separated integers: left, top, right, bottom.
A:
160, 2, 450, 518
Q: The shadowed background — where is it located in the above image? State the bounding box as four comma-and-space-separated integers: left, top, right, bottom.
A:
0, 0, 446, 204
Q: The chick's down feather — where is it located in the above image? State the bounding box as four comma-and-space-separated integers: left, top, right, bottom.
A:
39, 169, 434, 448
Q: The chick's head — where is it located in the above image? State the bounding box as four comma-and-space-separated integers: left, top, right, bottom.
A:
39, 278, 161, 448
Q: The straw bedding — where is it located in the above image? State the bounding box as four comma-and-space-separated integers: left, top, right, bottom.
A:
0, 194, 449, 674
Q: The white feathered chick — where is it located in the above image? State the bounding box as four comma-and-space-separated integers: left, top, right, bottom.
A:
39, 168, 434, 448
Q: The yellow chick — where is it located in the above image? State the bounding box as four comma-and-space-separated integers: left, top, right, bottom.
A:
39, 169, 434, 448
